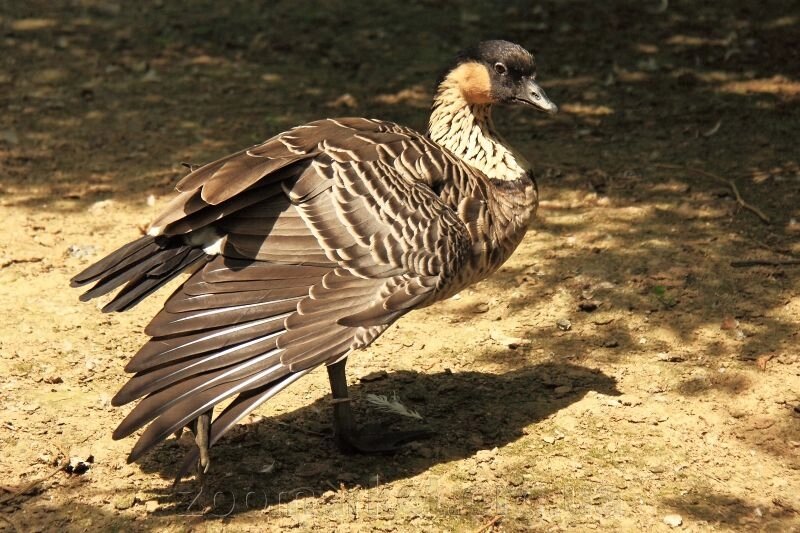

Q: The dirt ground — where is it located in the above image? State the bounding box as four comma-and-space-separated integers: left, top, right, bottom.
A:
1, 1, 799, 531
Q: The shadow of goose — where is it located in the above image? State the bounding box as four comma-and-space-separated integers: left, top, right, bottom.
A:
137, 362, 619, 516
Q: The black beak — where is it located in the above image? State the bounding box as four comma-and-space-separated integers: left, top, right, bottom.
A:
515, 79, 558, 114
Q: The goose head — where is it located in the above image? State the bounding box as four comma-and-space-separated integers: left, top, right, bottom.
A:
443, 40, 558, 114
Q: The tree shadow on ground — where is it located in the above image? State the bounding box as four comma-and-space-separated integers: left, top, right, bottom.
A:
1, 0, 797, 212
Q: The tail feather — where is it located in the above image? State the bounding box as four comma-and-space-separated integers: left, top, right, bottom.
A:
102, 248, 209, 313
75, 239, 164, 298
71, 235, 209, 312
70, 236, 155, 287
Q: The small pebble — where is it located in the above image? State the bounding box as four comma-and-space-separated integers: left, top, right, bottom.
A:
472, 302, 490, 313
663, 514, 683, 528
475, 448, 496, 463
656, 353, 685, 362
88, 199, 115, 213
113, 494, 136, 510
556, 318, 572, 331
67, 244, 97, 259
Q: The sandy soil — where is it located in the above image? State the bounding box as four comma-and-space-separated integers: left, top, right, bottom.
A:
1, 1, 798, 531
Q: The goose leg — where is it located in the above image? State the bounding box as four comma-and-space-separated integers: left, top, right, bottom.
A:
193, 409, 212, 479
326, 358, 432, 454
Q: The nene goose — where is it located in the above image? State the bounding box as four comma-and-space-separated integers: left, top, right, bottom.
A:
72, 40, 557, 478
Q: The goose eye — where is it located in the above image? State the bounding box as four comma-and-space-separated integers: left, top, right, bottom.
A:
494, 62, 507, 75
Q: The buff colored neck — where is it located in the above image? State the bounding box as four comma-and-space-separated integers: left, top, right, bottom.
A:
428, 65, 530, 182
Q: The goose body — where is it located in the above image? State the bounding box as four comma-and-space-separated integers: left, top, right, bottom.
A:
71, 40, 557, 476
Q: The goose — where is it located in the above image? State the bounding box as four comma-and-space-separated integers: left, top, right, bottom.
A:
71, 40, 558, 479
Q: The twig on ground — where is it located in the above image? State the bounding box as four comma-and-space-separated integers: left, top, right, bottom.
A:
655, 163, 771, 224
0, 457, 69, 507
475, 514, 502, 533
772, 498, 798, 514
748, 238, 796, 258
0, 256, 44, 269
731, 259, 800, 267
702, 119, 723, 137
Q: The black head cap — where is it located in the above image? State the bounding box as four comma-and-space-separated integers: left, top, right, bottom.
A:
457, 40, 537, 78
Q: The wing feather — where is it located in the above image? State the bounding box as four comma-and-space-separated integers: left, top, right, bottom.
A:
106, 116, 486, 465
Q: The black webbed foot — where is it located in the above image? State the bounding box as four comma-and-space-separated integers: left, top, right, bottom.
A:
334, 422, 434, 454
327, 359, 432, 455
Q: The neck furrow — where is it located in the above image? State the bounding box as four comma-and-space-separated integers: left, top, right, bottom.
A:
428, 86, 528, 181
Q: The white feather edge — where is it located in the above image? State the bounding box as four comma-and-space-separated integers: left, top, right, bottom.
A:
148, 225, 225, 255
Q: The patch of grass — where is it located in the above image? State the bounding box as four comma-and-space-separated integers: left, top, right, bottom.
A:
651, 284, 677, 308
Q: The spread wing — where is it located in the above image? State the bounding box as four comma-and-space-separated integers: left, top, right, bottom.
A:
113, 117, 475, 461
